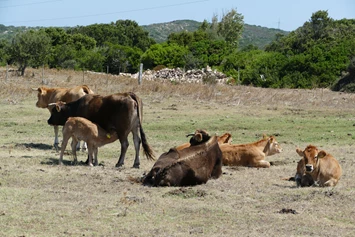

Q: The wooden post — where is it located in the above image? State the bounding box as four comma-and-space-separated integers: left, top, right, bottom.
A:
6, 64, 8, 82
138, 63, 143, 85
42, 64, 44, 84
106, 66, 109, 85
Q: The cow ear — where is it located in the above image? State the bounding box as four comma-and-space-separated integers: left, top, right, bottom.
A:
195, 133, 203, 142
55, 104, 61, 112
262, 134, 268, 139
317, 150, 327, 158
296, 148, 304, 157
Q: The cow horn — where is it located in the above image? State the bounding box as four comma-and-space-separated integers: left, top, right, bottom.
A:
186, 133, 195, 137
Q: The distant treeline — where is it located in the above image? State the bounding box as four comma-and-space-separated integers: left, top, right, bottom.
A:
0, 10, 354, 90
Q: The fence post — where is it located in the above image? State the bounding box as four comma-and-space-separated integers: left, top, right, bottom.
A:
138, 63, 143, 85
6, 64, 8, 82
42, 64, 44, 84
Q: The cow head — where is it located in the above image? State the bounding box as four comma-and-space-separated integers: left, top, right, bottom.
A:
33, 87, 48, 108
47, 101, 69, 126
296, 145, 326, 173
186, 129, 211, 146
264, 136, 282, 155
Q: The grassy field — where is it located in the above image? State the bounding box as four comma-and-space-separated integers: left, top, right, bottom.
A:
1, 68, 355, 236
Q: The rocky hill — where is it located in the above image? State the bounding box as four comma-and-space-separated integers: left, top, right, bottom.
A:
1, 20, 288, 50
142, 20, 289, 49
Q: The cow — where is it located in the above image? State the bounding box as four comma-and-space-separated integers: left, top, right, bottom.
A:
143, 130, 222, 186
34, 85, 94, 150
60, 117, 118, 166
296, 145, 342, 187
220, 135, 282, 168
175, 132, 232, 151
47, 92, 155, 168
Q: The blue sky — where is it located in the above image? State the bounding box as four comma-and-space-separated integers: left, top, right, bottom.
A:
0, 0, 354, 31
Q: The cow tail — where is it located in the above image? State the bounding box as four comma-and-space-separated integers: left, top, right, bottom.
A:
130, 92, 155, 161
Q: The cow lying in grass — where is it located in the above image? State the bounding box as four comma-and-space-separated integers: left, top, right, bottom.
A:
59, 117, 118, 166
143, 129, 222, 186
295, 145, 342, 187
220, 135, 282, 168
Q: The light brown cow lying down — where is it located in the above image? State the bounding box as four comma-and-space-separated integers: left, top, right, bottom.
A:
220, 135, 282, 168
296, 145, 342, 187
175, 132, 232, 151
59, 117, 117, 166
34, 85, 94, 150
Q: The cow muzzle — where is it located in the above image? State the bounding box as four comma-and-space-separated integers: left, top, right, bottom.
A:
305, 164, 313, 172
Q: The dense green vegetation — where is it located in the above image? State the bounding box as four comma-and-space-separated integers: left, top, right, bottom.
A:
0, 9, 354, 90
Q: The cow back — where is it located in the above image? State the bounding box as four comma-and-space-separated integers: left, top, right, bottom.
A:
144, 136, 222, 186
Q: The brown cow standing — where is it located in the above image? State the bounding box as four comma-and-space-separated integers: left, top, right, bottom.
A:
34, 85, 94, 150
296, 145, 342, 187
47, 92, 154, 168
143, 130, 222, 186
60, 117, 118, 166
220, 135, 282, 168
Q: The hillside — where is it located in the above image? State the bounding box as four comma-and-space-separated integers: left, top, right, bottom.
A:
1, 20, 288, 50
142, 20, 289, 49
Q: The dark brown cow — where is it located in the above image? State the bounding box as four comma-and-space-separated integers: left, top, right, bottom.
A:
143, 130, 222, 186
220, 135, 282, 168
296, 145, 342, 187
34, 85, 94, 150
47, 92, 154, 168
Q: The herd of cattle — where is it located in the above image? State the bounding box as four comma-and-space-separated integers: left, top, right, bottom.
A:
33, 85, 342, 187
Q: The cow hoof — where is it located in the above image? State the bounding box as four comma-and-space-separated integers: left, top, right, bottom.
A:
115, 163, 124, 168
132, 164, 140, 169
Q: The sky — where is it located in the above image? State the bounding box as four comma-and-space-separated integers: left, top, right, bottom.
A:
0, 0, 354, 31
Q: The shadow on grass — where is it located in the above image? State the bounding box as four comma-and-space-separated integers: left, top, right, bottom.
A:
40, 157, 90, 166
15, 143, 53, 150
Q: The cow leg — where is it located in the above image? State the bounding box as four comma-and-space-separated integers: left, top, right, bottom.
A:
115, 138, 129, 168
252, 160, 271, 168
87, 145, 94, 167
54, 126, 59, 151
70, 138, 79, 165
59, 134, 70, 165
132, 129, 141, 169
81, 142, 87, 151
93, 147, 98, 166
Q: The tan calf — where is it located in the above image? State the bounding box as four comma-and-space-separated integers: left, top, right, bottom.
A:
220, 135, 282, 168
60, 117, 117, 166
296, 145, 342, 187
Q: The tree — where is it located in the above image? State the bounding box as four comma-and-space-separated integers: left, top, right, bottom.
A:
217, 8, 244, 47
0, 39, 10, 65
9, 30, 51, 75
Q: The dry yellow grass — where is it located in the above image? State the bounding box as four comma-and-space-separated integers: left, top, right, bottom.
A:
0, 67, 355, 236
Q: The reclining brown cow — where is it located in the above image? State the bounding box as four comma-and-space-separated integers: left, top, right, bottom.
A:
295, 145, 342, 187
143, 130, 222, 186
220, 135, 282, 168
